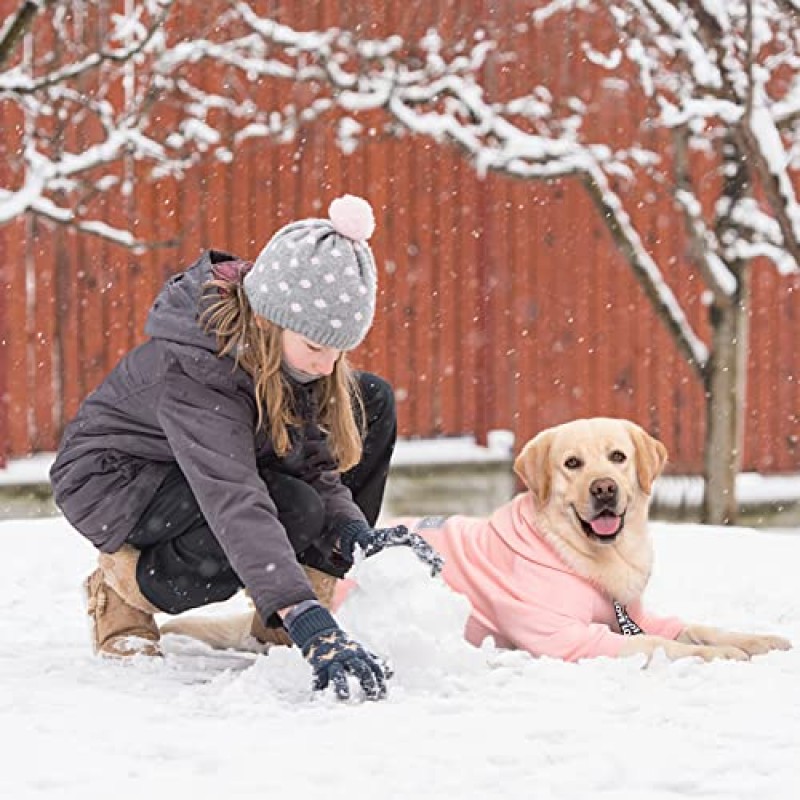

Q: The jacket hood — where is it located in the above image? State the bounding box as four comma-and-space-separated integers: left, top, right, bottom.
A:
144, 250, 240, 352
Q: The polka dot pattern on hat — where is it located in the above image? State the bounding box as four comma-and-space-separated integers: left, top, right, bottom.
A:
243, 195, 378, 351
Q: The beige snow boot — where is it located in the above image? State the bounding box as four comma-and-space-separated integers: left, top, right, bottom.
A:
85, 545, 163, 659
250, 566, 338, 648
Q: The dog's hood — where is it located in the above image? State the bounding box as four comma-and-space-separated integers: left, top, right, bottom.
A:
487, 493, 567, 569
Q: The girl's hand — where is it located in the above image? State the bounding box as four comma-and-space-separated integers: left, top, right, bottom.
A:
284, 604, 390, 700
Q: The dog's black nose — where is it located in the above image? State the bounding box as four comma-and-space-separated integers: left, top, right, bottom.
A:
590, 478, 618, 505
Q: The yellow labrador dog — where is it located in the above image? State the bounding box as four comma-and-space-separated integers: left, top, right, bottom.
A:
497, 417, 792, 662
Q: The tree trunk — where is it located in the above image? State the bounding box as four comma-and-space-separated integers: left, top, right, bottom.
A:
702, 283, 749, 524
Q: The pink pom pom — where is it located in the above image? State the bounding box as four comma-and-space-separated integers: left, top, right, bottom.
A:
328, 194, 376, 241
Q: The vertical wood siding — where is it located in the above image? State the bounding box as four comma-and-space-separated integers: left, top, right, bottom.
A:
1, 0, 798, 475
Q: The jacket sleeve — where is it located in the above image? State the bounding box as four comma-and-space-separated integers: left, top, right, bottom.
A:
491, 571, 685, 661
494, 590, 685, 661
157, 355, 316, 622
626, 599, 685, 640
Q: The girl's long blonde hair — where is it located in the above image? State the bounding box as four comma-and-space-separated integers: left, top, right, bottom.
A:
200, 272, 365, 472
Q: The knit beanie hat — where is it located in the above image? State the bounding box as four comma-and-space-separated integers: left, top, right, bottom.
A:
244, 195, 378, 351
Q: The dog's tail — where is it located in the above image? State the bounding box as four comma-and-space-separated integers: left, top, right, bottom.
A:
160, 612, 260, 652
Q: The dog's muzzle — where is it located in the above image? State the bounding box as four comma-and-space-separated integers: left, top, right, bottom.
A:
572, 477, 626, 543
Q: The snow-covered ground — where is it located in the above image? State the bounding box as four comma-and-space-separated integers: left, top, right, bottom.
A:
3, 514, 800, 800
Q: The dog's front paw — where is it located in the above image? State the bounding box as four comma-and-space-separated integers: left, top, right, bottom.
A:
729, 633, 792, 657
681, 644, 749, 662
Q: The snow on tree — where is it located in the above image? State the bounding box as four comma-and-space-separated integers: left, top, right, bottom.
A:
523, 0, 800, 524
0, 0, 324, 246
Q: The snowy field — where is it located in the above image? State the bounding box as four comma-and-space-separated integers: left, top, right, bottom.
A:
3, 514, 800, 800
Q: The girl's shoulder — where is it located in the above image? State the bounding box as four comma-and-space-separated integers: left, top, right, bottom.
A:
160, 340, 253, 395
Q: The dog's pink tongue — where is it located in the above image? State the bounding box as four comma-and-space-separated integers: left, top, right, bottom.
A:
590, 515, 622, 536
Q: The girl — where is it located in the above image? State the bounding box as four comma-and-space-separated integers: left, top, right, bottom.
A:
50, 195, 441, 701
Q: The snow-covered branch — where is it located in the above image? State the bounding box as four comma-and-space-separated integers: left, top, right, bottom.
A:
1, 0, 182, 245
3, 0, 797, 360
671, 126, 737, 300
546, 0, 800, 280
580, 165, 710, 372
2, 1, 174, 94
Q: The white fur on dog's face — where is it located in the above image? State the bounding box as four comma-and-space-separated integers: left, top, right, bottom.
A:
514, 418, 667, 558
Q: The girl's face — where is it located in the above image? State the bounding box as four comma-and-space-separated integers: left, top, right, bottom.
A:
281, 328, 341, 378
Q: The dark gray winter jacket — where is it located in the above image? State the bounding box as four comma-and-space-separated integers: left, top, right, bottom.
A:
50, 250, 367, 620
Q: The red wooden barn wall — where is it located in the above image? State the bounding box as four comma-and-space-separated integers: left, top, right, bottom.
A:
1, 0, 798, 475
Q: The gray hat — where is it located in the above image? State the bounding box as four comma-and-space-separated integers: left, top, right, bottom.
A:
244, 195, 378, 351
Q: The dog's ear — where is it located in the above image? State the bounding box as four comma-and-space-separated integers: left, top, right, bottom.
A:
514, 431, 554, 508
625, 422, 668, 495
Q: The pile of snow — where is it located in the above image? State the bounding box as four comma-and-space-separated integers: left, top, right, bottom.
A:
339, 548, 488, 690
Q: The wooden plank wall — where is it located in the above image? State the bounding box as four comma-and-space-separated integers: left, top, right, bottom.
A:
1, 0, 799, 475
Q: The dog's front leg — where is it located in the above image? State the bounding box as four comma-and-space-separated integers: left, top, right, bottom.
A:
618, 633, 750, 662
677, 624, 792, 658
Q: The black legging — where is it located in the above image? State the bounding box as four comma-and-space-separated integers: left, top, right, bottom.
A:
127, 372, 396, 615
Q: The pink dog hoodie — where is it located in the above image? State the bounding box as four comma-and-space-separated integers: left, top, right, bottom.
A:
339, 493, 684, 662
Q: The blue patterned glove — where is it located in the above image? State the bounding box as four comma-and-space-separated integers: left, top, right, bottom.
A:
284, 604, 389, 701
337, 520, 445, 576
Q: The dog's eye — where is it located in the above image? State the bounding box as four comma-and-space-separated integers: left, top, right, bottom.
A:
609, 450, 627, 464
564, 456, 583, 470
